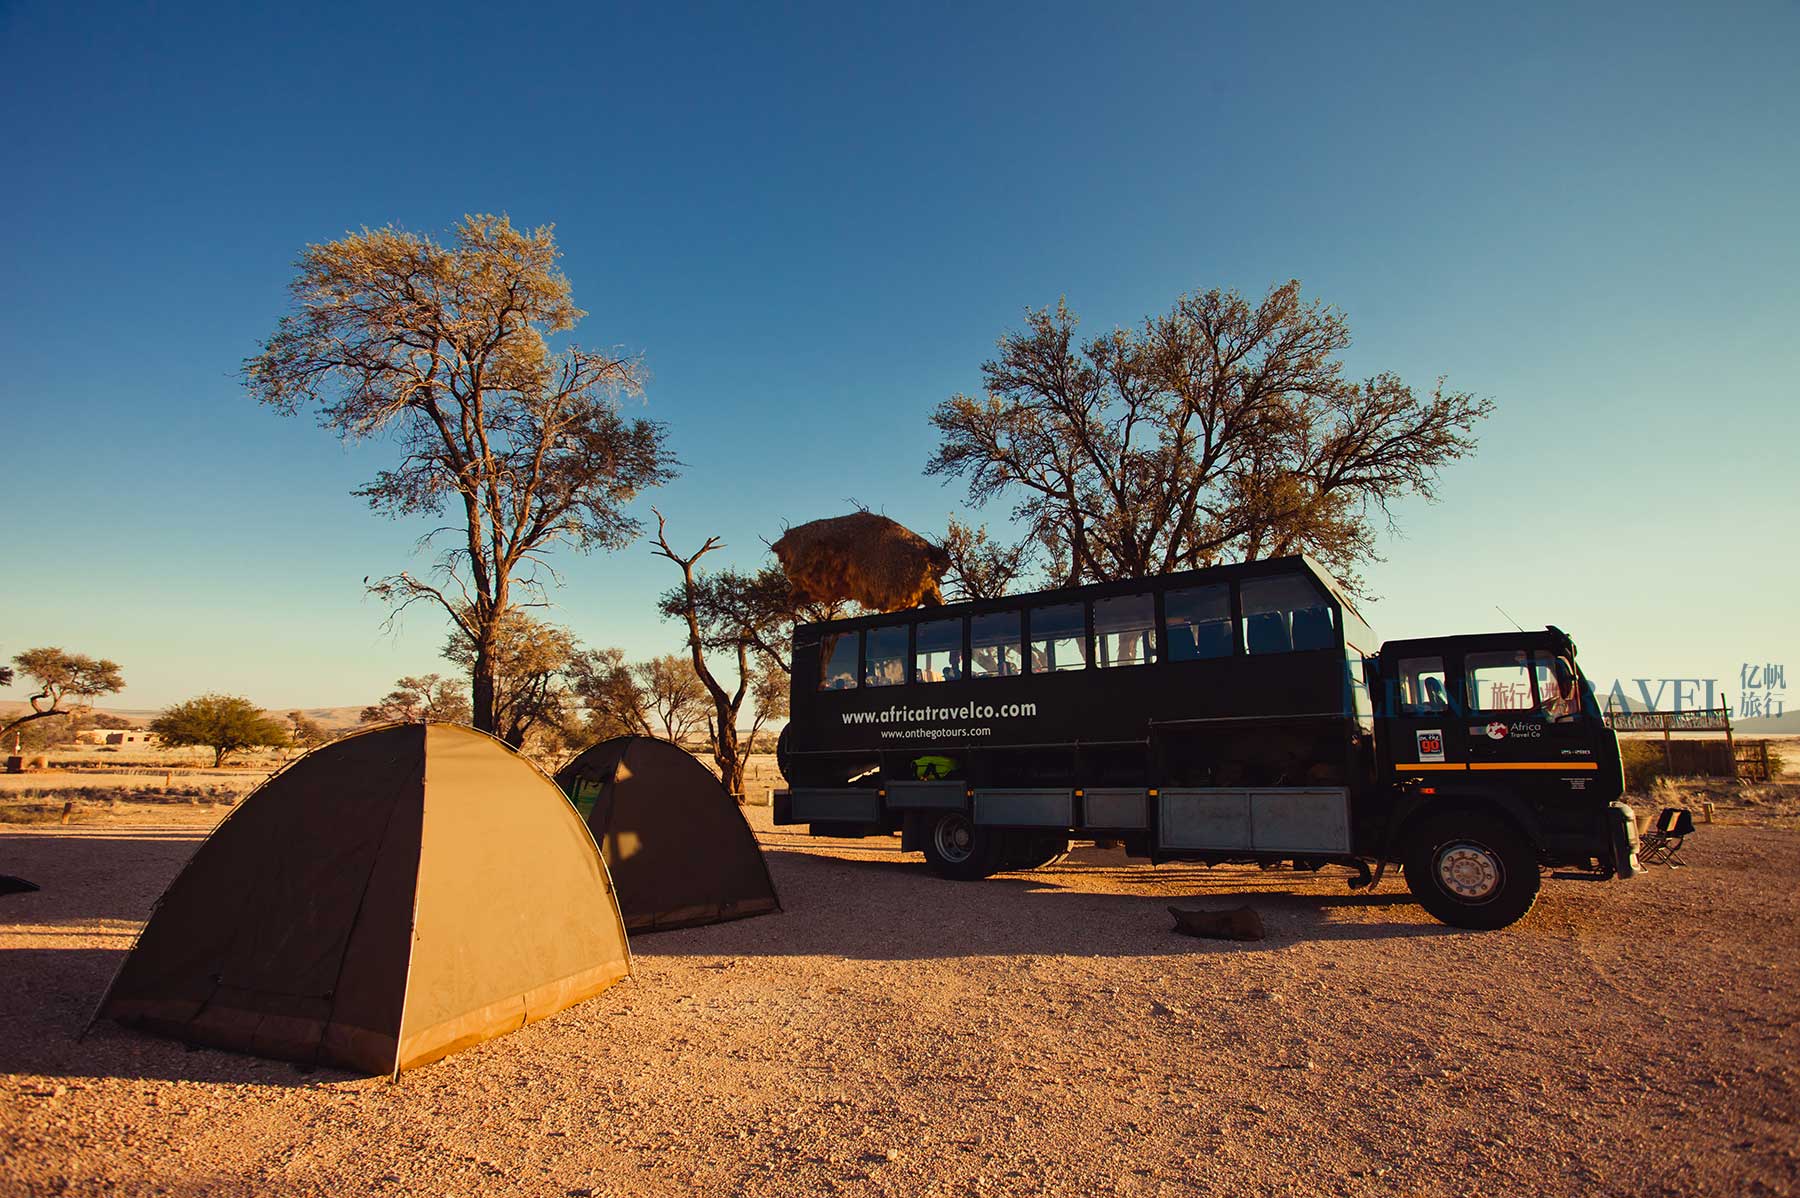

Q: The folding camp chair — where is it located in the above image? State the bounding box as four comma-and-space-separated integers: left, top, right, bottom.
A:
1639, 807, 1695, 867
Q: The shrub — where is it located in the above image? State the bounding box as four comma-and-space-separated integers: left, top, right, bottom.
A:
1620, 740, 1673, 793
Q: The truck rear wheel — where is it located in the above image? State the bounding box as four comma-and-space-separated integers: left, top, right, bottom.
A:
1404, 810, 1540, 930
920, 811, 1000, 880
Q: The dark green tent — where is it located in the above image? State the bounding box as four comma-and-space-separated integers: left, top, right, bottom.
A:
555, 736, 780, 933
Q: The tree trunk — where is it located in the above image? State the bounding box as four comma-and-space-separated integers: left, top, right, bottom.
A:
471, 637, 498, 736
714, 715, 744, 797
213, 745, 226, 769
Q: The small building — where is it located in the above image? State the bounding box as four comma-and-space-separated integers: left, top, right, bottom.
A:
74, 729, 159, 746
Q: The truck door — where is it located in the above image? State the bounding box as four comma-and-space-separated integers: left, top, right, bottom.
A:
1381, 653, 1467, 776
1460, 647, 1598, 772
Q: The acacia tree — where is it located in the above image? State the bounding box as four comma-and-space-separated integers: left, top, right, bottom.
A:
652, 513, 774, 796
360, 674, 471, 725
151, 695, 289, 767
939, 516, 1035, 601
744, 658, 789, 754
652, 515, 842, 794
668, 562, 848, 676
245, 215, 675, 736
927, 281, 1493, 593
0, 649, 125, 744
287, 711, 331, 749
633, 654, 706, 744
567, 647, 657, 741
442, 608, 579, 750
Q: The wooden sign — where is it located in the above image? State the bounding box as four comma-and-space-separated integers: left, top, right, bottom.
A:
1605, 708, 1732, 733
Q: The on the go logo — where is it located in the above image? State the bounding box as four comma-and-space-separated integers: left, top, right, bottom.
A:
842, 701, 1037, 725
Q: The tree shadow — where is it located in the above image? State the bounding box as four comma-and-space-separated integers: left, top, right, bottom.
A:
633, 845, 1456, 962
0, 828, 206, 925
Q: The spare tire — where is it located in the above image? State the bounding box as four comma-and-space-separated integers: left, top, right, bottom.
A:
774, 724, 793, 783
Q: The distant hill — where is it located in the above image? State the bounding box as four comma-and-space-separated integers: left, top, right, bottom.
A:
0, 701, 155, 727
1737, 711, 1800, 734
281, 706, 366, 731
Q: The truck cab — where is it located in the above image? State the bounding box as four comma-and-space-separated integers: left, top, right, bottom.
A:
1370, 627, 1638, 927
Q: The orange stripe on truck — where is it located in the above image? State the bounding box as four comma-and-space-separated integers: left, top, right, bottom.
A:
1398, 761, 1599, 773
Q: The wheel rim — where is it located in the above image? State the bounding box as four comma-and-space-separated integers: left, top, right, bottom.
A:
934, 814, 976, 864
1435, 840, 1504, 902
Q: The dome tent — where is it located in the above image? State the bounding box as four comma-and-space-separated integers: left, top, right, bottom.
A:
95, 723, 632, 1077
554, 736, 780, 933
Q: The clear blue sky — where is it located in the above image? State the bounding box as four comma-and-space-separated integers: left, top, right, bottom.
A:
2, 1, 1795, 715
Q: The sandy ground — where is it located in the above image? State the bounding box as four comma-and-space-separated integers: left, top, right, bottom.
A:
2, 799, 1797, 1197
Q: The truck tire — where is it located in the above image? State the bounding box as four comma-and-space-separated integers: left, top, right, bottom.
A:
1004, 831, 1071, 871
920, 811, 1000, 881
1404, 810, 1540, 930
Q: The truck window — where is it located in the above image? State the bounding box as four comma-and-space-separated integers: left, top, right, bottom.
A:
1466, 650, 1535, 711
914, 618, 962, 683
818, 630, 859, 691
1094, 593, 1155, 668
1165, 584, 1231, 661
1398, 656, 1449, 714
1347, 652, 1375, 721
864, 624, 908, 688
1533, 653, 1581, 722
1240, 574, 1337, 654
970, 611, 1022, 678
1029, 602, 1086, 673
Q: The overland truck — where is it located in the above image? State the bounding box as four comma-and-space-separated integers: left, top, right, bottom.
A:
772, 554, 1639, 929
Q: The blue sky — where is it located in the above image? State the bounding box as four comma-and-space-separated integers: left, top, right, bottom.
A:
1, 1, 1795, 715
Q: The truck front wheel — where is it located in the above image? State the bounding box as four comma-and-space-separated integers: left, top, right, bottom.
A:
1404, 811, 1540, 930
920, 811, 1000, 880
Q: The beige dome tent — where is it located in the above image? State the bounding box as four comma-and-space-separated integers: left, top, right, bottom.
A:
95, 723, 631, 1077
554, 736, 780, 933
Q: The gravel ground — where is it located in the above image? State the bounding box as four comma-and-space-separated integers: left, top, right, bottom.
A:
1, 805, 1796, 1198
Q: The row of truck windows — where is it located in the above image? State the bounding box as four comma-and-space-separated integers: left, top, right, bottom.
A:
1396, 649, 1584, 720
817, 574, 1338, 691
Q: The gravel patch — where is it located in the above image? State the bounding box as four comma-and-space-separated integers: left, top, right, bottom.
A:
2, 808, 1795, 1197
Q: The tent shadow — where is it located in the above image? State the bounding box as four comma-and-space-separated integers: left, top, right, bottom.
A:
0, 947, 359, 1087
0, 829, 207, 926
630, 846, 1455, 962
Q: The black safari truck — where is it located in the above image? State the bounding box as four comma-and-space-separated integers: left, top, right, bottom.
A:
773, 554, 1639, 929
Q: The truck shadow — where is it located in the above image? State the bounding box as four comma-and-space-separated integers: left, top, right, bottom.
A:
635, 846, 1458, 962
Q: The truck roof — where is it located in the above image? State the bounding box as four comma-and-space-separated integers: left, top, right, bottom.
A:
795, 552, 1362, 637
1380, 626, 1576, 658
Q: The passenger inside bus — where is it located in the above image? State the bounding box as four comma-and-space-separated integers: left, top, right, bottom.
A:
969, 611, 1023, 678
